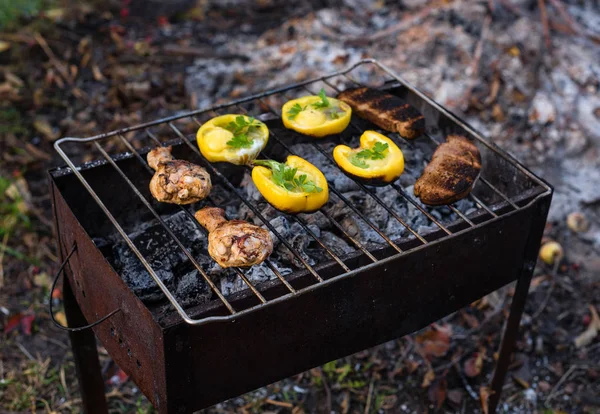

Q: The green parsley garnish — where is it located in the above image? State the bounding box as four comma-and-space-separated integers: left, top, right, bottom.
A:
224, 116, 259, 149
311, 88, 330, 109
350, 156, 370, 169
226, 134, 253, 148
253, 160, 323, 193
355, 142, 389, 161
350, 142, 389, 169
287, 103, 306, 120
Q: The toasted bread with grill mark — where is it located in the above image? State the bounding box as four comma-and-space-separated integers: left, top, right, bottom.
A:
414, 135, 482, 205
337, 87, 425, 139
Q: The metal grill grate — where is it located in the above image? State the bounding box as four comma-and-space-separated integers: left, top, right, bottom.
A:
54, 59, 551, 326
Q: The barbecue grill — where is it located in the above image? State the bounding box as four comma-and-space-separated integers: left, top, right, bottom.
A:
49, 59, 552, 413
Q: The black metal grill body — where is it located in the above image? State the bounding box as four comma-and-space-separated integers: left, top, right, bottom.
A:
49, 60, 552, 413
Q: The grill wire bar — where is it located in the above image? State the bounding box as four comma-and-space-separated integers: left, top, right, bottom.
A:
224, 104, 380, 262
229, 104, 379, 261
142, 131, 296, 293
338, 74, 515, 213
117, 133, 297, 294
93, 141, 268, 304
250, 102, 404, 252
167, 122, 325, 282
53, 59, 551, 326
277, 91, 432, 242
206, 109, 352, 273
191, 112, 393, 258
314, 80, 482, 226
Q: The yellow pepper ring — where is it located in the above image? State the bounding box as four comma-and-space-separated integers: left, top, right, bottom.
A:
197, 114, 269, 165
282, 96, 352, 138
333, 130, 404, 186
252, 155, 329, 214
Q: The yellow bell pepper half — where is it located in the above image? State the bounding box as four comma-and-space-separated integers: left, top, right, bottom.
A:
197, 114, 269, 165
281, 89, 352, 138
252, 156, 329, 214
333, 130, 404, 186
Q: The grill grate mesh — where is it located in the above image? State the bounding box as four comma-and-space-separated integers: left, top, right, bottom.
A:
54, 59, 550, 325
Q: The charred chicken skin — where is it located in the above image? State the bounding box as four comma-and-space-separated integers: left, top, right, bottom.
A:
147, 146, 212, 205
195, 207, 273, 268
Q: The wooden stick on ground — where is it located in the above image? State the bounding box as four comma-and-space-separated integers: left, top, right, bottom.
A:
497, 0, 524, 16
461, 15, 491, 110
34, 32, 73, 85
538, 0, 552, 49
345, 5, 441, 45
547, 0, 581, 34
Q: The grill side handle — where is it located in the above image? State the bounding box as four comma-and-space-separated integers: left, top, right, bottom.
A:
49, 242, 121, 332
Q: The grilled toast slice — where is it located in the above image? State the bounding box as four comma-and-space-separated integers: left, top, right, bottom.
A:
414, 135, 481, 205
337, 87, 425, 139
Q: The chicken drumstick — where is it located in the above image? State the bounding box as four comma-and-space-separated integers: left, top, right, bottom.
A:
195, 207, 273, 268
147, 146, 211, 205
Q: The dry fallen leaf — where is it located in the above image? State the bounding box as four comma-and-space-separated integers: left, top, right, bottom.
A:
34, 272, 52, 289
574, 305, 600, 348
512, 375, 530, 388
415, 324, 452, 359
107, 367, 128, 386
464, 348, 485, 377
405, 359, 420, 374
45, 8, 65, 21
34, 118, 60, 141
5, 177, 30, 214
4, 313, 35, 335
340, 391, 349, 414
421, 368, 435, 388
479, 386, 494, 414
92, 64, 105, 81
5, 72, 24, 87
492, 104, 505, 122
427, 377, 447, 409
461, 310, 480, 328
0, 40, 11, 53
54, 311, 67, 327
538, 380, 551, 393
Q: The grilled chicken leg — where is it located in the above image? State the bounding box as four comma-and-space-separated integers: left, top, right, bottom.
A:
147, 146, 211, 205
195, 207, 273, 268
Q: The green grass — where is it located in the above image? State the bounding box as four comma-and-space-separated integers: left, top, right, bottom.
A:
0, 0, 43, 30
0, 175, 31, 238
0, 107, 28, 137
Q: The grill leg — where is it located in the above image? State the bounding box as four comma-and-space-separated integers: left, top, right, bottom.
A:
487, 198, 550, 413
64, 275, 109, 414
487, 268, 533, 413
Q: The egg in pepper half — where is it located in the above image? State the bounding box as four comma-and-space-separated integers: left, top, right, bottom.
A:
252, 156, 329, 214
333, 130, 404, 186
282, 88, 352, 137
197, 114, 269, 165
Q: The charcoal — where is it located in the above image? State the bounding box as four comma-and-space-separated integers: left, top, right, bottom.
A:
110, 211, 212, 306
320, 231, 355, 257
105, 136, 478, 307
219, 261, 292, 297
